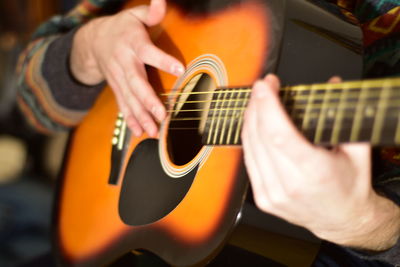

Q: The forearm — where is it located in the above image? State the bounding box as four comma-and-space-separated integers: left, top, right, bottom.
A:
340, 193, 400, 252
17, 31, 104, 133
16, 0, 122, 133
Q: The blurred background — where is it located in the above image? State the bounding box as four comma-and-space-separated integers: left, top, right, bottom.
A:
0, 1, 77, 266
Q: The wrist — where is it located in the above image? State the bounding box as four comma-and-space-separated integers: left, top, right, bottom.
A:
336, 193, 400, 251
70, 18, 104, 86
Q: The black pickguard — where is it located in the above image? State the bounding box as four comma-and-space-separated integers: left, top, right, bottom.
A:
119, 139, 198, 226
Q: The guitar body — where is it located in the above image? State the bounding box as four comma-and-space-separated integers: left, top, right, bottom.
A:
54, 0, 362, 266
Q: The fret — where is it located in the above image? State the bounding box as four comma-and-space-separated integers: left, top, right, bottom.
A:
350, 83, 378, 142
331, 83, 350, 144
371, 80, 391, 144
287, 78, 400, 92
234, 90, 249, 145
301, 84, 317, 134
206, 90, 224, 145
290, 86, 308, 122
338, 88, 360, 143
314, 84, 333, 144
213, 90, 229, 145
289, 90, 308, 138
200, 77, 400, 147
304, 89, 327, 141
349, 82, 366, 142
219, 90, 229, 144
379, 109, 399, 145
286, 89, 386, 107
226, 90, 241, 145
377, 91, 400, 145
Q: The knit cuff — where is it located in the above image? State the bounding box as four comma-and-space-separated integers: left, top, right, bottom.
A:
42, 27, 105, 111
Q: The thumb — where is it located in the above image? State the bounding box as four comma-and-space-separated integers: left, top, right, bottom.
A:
146, 0, 167, 26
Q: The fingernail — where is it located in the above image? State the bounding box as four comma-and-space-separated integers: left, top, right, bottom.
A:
171, 64, 185, 76
265, 74, 280, 93
265, 74, 274, 82
253, 80, 267, 99
152, 106, 165, 122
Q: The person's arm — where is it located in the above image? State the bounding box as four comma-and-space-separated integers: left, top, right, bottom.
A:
17, 0, 184, 135
241, 74, 400, 265
16, 0, 118, 133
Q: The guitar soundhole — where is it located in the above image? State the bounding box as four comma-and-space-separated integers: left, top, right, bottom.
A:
167, 73, 216, 165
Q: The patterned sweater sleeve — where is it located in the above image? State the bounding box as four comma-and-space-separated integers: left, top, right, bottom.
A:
16, 0, 123, 134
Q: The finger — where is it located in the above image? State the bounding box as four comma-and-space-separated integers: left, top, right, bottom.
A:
126, 90, 158, 137
128, 5, 149, 22
146, 0, 166, 26
106, 61, 146, 137
252, 75, 319, 165
105, 66, 143, 136
128, 0, 166, 26
247, 79, 291, 205
262, 74, 280, 93
242, 110, 272, 211
121, 62, 159, 137
125, 59, 166, 123
112, 49, 161, 137
328, 76, 342, 84
134, 41, 185, 77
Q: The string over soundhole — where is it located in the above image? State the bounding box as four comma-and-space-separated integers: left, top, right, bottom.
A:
167, 73, 217, 165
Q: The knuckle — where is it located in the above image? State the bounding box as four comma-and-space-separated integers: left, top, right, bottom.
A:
133, 108, 151, 124
142, 96, 155, 110
126, 73, 138, 87
125, 114, 140, 130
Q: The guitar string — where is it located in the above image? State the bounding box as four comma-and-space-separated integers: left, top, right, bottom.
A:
162, 79, 400, 135
162, 88, 400, 107
160, 78, 400, 97
168, 109, 400, 123
160, 83, 400, 98
168, 110, 399, 143
165, 99, 400, 114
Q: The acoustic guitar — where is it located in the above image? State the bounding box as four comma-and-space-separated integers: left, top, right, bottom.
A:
54, 0, 398, 266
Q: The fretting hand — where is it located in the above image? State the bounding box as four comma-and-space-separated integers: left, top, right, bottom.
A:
242, 74, 400, 251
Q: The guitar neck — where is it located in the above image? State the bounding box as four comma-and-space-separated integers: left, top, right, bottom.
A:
202, 77, 400, 146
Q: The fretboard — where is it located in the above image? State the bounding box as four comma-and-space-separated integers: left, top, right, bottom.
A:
202, 77, 400, 146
